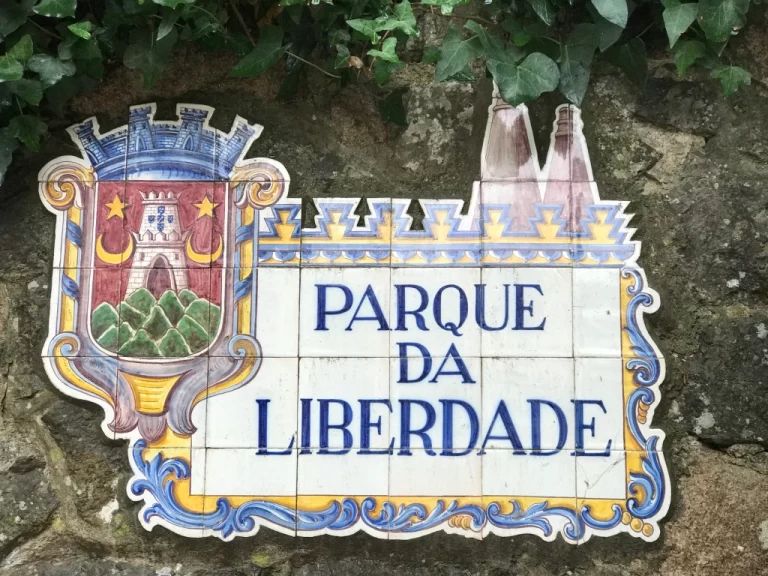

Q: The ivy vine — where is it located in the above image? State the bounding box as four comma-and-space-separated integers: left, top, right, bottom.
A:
0, 0, 759, 184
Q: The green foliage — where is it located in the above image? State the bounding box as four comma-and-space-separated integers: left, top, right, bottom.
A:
0, 0, 761, 185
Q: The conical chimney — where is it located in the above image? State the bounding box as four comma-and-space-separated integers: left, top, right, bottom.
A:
542, 105, 598, 232
480, 88, 541, 232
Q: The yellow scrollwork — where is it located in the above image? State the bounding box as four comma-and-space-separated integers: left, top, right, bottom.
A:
231, 162, 287, 209
39, 163, 95, 211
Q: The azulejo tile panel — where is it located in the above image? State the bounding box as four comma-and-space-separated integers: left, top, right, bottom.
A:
39, 92, 669, 543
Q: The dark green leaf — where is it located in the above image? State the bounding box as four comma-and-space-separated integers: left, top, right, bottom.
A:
605, 37, 647, 86
559, 59, 590, 105
8, 35, 33, 61
28, 54, 77, 86
488, 52, 559, 105
663, 2, 697, 47
418, 0, 469, 16
0, 130, 19, 186
447, 64, 475, 82
697, 0, 749, 43
673, 39, 705, 75
435, 24, 483, 82
68, 21, 93, 40
335, 44, 350, 68
123, 27, 178, 87
7, 79, 43, 105
328, 29, 351, 46
0, 56, 24, 82
502, 18, 532, 47
586, 3, 623, 51
157, 9, 178, 40
558, 25, 597, 105
711, 64, 750, 95
229, 26, 286, 77
0, 0, 35, 38
465, 19, 523, 64
368, 37, 401, 63
378, 90, 407, 125
422, 46, 441, 63
6, 114, 47, 151
33, 0, 76, 18
590, 0, 628, 28
374, 59, 403, 84
526, 0, 557, 25
563, 23, 598, 64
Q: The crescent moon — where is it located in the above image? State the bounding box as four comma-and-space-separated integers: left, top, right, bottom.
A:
186, 233, 223, 265
96, 234, 134, 265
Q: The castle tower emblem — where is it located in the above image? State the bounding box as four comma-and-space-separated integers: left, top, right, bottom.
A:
126, 191, 188, 298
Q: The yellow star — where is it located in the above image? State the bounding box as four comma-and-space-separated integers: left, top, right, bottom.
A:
194, 195, 218, 218
105, 195, 128, 219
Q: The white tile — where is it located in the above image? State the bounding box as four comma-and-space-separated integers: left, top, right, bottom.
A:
300, 267, 391, 357
482, 449, 575, 498
389, 450, 481, 496
389, 267, 481, 358
298, 357, 390, 451
572, 267, 621, 357
256, 267, 300, 357
481, 357, 575, 451
480, 268, 572, 357
205, 357, 298, 449
575, 357, 625, 451
298, 452, 388, 495
190, 447, 207, 495
390, 357, 480, 452
575, 451, 627, 500
204, 448, 298, 496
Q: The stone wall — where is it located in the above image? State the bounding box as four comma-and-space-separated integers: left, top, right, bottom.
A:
1, 15, 768, 574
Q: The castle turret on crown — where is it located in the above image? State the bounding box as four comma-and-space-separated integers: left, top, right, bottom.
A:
125, 191, 188, 297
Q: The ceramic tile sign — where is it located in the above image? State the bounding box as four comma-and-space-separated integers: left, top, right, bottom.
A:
39, 95, 669, 543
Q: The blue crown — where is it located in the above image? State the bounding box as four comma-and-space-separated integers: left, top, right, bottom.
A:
68, 104, 259, 181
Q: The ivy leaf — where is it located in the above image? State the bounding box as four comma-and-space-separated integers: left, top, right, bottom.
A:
697, 0, 749, 43
346, 19, 381, 43
419, 0, 469, 15
68, 21, 94, 40
586, 3, 624, 51
558, 25, 598, 105
488, 52, 559, 105
0, 56, 24, 83
123, 27, 178, 87
368, 37, 401, 63
0, 130, 19, 187
590, 0, 628, 28
375, 60, 404, 84
605, 37, 647, 86
673, 39, 705, 75
435, 24, 483, 82
8, 35, 33, 61
157, 9, 180, 40
7, 79, 43, 105
27, 54, 76, 87
465, 19, 523, 64
33, 0, 76, 18
6, 114, 47, 151
526, 0, 557, 26
711, 64, 750, 95
378, 89, 408, 126
392, 0, 418, 36
230, 26, 286, 77
0, 0, 35, 38
335, 44, 350, 69
663, 2, 697, 47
